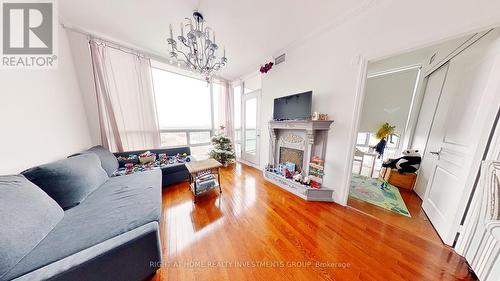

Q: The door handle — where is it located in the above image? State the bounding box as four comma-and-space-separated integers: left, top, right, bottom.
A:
429, 148, 442, 159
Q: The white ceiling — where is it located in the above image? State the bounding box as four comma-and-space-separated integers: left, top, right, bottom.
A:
60, 0, 369, 80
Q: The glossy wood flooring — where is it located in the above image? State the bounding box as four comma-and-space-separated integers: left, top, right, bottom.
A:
149, 163, 475, 281
347, 186, 442, 245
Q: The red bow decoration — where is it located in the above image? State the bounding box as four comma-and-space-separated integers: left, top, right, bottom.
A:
260, 62, 274, 73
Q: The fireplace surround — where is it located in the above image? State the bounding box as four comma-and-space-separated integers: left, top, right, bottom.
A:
264, 120, 334, 201
279, 147, 304, 172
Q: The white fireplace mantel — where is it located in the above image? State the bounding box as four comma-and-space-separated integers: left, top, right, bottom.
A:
269, 120, 333, 174
265, 120, 334, 202
269, 120, 334, 131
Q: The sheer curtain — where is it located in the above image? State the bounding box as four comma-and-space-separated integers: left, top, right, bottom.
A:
213, 80, 234, 140
89, 40, 160, 152
223, 81, 235, 141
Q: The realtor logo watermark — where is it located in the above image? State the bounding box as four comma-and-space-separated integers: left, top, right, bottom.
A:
1, 0, 57, 68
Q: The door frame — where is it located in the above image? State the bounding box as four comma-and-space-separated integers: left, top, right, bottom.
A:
343, 28, 500, 251
342, 30, 490, 207
240, 89, 261, 167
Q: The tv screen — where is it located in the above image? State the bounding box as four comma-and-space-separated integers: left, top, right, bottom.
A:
273, 91, 312, 120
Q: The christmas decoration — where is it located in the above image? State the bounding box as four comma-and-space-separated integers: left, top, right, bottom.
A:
209, 133, 236, 166
260, 61, 274, 73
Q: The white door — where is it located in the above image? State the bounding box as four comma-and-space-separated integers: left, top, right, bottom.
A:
422, 30, 499, 245
241, 90, 261, 166
413, 63, 449, 198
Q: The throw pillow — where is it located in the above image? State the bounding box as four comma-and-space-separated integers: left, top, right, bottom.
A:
22, 154, 108, 209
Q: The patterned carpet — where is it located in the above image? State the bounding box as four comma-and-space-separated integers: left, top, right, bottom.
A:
349, 174, 411, 217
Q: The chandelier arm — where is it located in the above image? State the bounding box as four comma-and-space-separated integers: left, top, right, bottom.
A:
212, 62, 221, 70
202, 38, 207, 62
202, 45, 210, 69
204, 41, 214, 67
174, 48, 195, 67
180, 38, 191, 49
202, 37, 209, 65
193, 38, 200, 68
183, 41, 195, 61
192, 40, 200, 69
199, 38, 206, 69
186, 38, 196, 58
198, 45, 203, 69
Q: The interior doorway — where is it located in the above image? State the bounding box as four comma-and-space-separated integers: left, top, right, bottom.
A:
346, 28, 500, 246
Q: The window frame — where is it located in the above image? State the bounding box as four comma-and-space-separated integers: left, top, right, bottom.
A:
151, 63, 223, 151
159, 129, 213, 148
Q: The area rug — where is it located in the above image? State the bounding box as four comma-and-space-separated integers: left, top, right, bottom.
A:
349, 174, 411, 217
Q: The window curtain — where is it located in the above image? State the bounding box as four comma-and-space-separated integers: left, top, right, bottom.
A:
89, 40, 160, 152
223, 81, 235, 141
213, 80, 234, 140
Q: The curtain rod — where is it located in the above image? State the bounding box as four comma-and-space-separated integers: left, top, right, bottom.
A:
61, 23, 228, 82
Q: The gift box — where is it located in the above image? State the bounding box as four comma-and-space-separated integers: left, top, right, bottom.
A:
139, 151, 156, 164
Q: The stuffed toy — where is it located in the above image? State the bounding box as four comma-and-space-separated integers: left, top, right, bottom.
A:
302, 176, 311, 185
382, 149, 421, 173
293, 172, 303, 182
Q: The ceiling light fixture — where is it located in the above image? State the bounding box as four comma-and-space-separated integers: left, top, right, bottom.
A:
167, 11, 227, 82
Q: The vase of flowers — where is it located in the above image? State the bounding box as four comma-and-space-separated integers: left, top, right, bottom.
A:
209, 133, 236, 166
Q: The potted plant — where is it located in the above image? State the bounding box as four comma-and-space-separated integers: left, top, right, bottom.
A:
209, 133, 236, 166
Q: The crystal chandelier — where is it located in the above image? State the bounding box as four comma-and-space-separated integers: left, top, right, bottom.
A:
167, 11, 227, 82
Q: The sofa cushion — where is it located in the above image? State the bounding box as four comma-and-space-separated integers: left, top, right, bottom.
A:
84, 145, 119, 176
2, 170, 162, 281
0, 175, 64, 280
22, 154, 108, 210
162, 162, 188, 174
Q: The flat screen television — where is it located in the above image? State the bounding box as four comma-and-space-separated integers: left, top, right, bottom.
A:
273, 91, 312, 121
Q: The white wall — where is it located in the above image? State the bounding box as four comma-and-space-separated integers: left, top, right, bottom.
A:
0, 26, 93, 174
66, 30, 101, 145
257, 0, 500, 204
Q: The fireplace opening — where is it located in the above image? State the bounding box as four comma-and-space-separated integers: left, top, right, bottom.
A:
279, 147, 304, 172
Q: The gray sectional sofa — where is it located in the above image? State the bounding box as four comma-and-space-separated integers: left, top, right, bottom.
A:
0, 146, 163, 281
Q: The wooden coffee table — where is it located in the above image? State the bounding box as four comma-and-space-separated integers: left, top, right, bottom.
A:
185, 159, 222, 203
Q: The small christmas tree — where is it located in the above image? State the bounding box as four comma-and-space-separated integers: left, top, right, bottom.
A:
209, 133, 236, 166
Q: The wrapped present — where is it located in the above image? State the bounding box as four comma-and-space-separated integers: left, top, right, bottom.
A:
139, 151, 156, 164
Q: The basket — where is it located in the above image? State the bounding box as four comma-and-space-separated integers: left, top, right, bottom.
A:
139, 155, 156, 164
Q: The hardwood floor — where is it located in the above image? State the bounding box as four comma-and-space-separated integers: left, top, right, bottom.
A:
149, 163, 475, 281
347, 186, 442, 245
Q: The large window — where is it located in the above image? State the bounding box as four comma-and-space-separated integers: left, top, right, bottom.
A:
233, 85, 242, 158
356, 132, 400, 160
152, 67, 214, 159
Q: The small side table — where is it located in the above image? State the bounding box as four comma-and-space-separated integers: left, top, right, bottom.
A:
185, 159, 222, 203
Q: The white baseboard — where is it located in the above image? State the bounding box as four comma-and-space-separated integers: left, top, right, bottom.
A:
237, 158, 262, 170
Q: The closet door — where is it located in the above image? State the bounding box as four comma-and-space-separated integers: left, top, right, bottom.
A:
413, 63, 449, 198
422, 30, 500, 245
